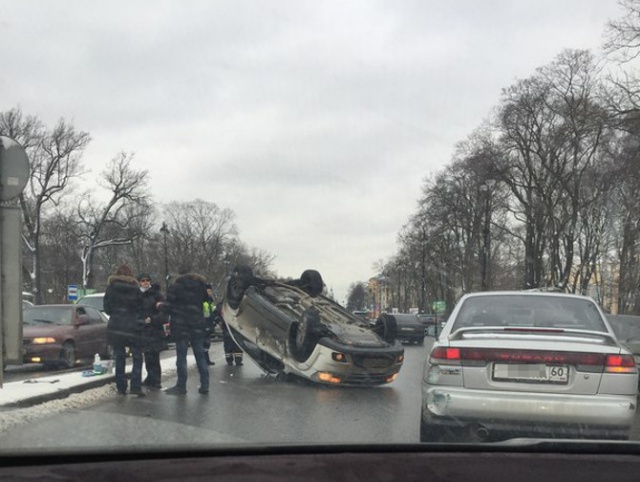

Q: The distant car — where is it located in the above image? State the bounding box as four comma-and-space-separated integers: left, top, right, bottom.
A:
380, 313, 425, 345
421, 292, 638, 442
77, 292, 106, 316
417, 313, 445, 338
222, 266, 405, 386
22, 304, 111, 369
352, 310, 371, 323
606, 313, 640, 367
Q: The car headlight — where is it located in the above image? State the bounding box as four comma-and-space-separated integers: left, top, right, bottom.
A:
317, 372, 342, 384
331, 352, 348, 363
32, 337, 56, 344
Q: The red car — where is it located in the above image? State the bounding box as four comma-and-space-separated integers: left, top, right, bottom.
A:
22, 304, 110, 369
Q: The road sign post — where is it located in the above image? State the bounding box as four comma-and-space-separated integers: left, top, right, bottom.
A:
67, 285, 78, 302
0, 136, 31, 387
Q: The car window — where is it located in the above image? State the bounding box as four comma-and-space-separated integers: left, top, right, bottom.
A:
452, 295, 608, 332
84, 306, 105, 324
78, 295, 104, 312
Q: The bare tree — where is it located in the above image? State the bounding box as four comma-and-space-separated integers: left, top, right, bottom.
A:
0, 108, 89, 303
346, 282, 367, 311
77, 152, 151, 289
604, 0, 640, 62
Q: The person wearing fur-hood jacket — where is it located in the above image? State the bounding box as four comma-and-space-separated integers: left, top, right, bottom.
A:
162, 268, 210, 395
103, 264, 145, 396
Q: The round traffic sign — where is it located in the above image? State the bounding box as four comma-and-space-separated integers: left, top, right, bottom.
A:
0, 136, 30, 201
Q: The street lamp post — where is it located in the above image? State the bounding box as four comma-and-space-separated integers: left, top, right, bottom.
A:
160, 222, 169, 292
377, 276, 387, 317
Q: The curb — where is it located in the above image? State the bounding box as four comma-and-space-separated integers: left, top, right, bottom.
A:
3, 374, 116, 409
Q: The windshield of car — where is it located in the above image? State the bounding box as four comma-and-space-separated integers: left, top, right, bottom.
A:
452, 295, 609, 332
3, 0, 640, 465
23, 307, 72, 326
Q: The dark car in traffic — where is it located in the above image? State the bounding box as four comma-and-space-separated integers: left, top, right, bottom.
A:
379, 313, 425, 345
222, 266, 405, 386
22, 304, 111, 369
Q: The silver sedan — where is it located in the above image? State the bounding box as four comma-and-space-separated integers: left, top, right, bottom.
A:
420, 291, 638, 442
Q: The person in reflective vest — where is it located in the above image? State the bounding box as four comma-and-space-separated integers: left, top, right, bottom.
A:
202, 284, 216, 366
213, 302, 243, 366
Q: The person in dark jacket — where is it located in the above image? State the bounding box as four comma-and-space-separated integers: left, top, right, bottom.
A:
138, 272, 166, 390
103, 264, 145, 396
214, 302, 243, 366
163, 267, 210, 395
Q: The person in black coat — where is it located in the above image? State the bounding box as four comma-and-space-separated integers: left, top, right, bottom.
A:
138, 272, 166, 390
162, 268, 210, 395
103, 264, 144, 396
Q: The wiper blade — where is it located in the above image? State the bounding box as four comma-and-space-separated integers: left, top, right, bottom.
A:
25, 318, 55, 324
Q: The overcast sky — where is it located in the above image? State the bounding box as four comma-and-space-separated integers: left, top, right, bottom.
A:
0, 1, 625, 303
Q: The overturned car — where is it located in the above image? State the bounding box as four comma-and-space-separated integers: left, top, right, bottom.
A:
221, 266, 405, 386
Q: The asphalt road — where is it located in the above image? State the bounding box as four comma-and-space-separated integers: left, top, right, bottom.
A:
1, 337, 639, 450
0, 341, 426, 449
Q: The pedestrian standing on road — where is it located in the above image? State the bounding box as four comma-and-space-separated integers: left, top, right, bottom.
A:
162, 266, 210, 395
215, 302, 243, 366
103, 264, 145, 396
139, 272, 166, 390
202, 284, 217, 366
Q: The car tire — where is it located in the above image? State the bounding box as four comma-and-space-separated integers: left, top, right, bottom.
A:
59, 341, 76, 369
374, 314, 398, 344
289, 306, 322, 362
300, 269, 323, 297
226, 265, 254, 309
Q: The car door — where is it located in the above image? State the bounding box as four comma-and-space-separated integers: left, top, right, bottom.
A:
72, 306, 94, 359
83, 306, 108, 357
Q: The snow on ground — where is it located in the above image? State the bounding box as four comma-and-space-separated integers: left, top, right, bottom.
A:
0, 364, 180, 434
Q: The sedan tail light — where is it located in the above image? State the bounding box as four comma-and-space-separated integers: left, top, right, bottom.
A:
429, 347, 637, 374
605, 354, 637, 373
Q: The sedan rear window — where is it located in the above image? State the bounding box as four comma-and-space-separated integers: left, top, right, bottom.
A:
452, 295, 607, 333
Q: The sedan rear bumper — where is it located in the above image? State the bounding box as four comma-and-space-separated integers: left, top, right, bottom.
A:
422, 385, 637, 428
290, 339, 404, 386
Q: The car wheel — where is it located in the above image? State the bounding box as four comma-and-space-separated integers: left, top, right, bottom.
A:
289, 306, 322, 362
374, 314, 397, 344
59, 341, 76, 369
226, 265, 254, 309
300, 269, 323, 297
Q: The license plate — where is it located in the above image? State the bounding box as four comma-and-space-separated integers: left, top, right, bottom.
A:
493, 363, 569, 383
362, 358, 392, 369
